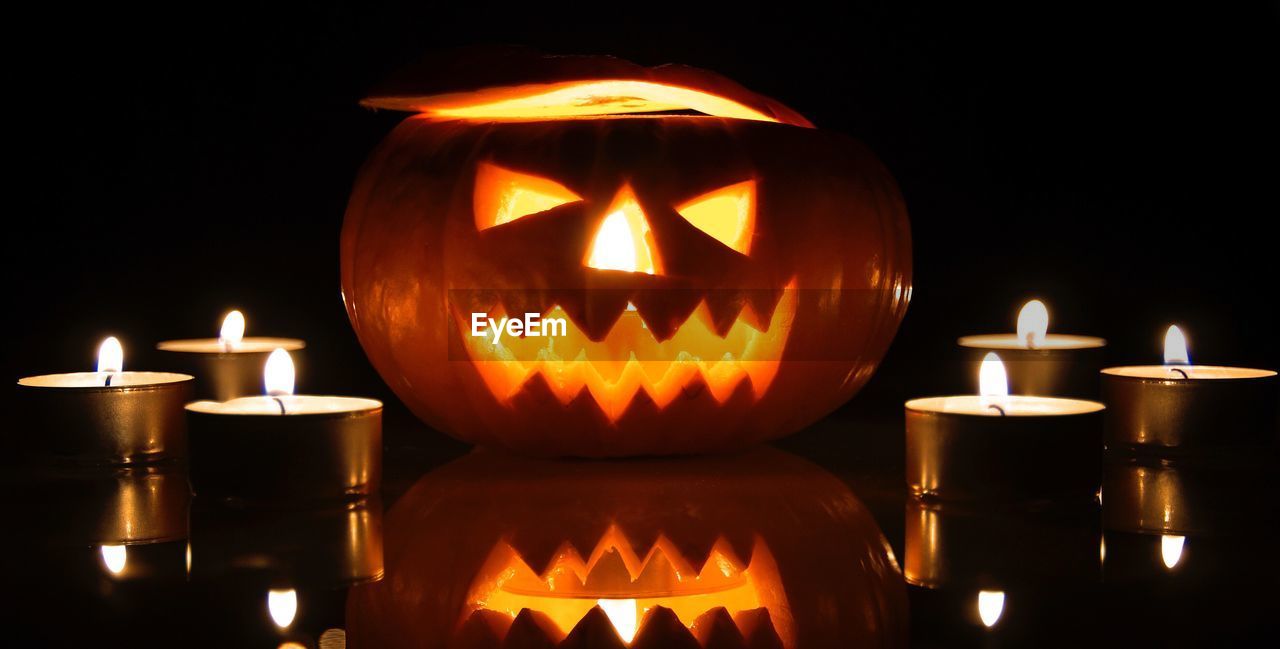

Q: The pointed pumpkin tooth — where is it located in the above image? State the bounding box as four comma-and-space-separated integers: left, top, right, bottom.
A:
619, 524, 661, 566
452, 609, 513, 649
631, 289, 702, 342
631, 606, 700, 649
740, 287, 783, 331
497, 289, 537, 326
633, 547, 681, 592
575, 288, 633, 342
665, 529, 719, 576
559, 606, 627, 649
702, 291, 746, 337
510, 534, 576, 579
692, 608, 746, 649
720, 533, 756, 570
732, 609, 784, 649
583, 547, 634, 592
564, 522, 612, 573
503, 609, 564, 649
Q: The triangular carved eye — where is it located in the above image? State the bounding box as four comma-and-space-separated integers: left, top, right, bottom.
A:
475, 162, 582, 230
675, 180, 756, 254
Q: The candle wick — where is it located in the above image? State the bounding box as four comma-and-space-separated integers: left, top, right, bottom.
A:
1170, 368, 1189, 379
272, 396, 287, 415
988, 404, 1006, 416
1025, 332, 1038, 350
103, 373, 114, 387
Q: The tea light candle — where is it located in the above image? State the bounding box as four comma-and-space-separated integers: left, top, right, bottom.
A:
906, 353, 1106, 500
186, 349, 382, 500
1101, 325, 1276, 450
157, 310, 305, 401
958, 300, 1106, 397
17, 337, 194, 463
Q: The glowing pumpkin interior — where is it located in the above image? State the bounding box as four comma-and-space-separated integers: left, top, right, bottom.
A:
462, 161, 796, 420
456, 285, 795, 420
462, 526, 792, 646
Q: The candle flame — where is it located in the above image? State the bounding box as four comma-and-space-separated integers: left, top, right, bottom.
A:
264, 348, 295, 396
596, 598, 638, 643
100, 544, 127, 576
977, 590, 1005, 628
97, 337, 124, 373
220, 310, 245, 346
1016, 299, 1049, 348
1164, 325, 1189, 365
1161, 534, 1185, 569
979, 352, 1009, 398
585, 187, 658, 275
267, 588, 298, 628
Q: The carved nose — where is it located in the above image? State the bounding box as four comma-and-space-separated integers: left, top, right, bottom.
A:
585, 185, 661, 275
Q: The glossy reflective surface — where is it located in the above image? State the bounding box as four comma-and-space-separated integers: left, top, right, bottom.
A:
5, 401, 1278, 647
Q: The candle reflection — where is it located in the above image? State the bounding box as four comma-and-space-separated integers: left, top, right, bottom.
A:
1161, 535, 1186, 569
977, 589, 1005, 628
100, 544, 127, 576
268, 588, 298, 628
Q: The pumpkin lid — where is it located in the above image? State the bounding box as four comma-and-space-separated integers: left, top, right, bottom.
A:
362, 46, 814, 128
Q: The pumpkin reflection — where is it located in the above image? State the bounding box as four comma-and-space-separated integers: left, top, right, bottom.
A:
346, 448, 907, 648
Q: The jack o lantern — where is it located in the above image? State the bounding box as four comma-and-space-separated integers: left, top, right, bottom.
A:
345, 448, 907, 648
342, 48, 911, 456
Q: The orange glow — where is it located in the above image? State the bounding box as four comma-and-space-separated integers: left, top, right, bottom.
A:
474, 162, 583, 230
420, 80, 782, 122
585, 186, 660, 275
676, 180, 756, 254
465, 527, 789, 645
459, 282, 796, 421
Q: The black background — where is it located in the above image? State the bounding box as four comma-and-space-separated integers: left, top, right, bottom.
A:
6, 4, 1278, 415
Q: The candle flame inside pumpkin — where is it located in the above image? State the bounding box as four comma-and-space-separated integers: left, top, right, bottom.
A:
1164, 325, 1189, 365
595, 598, 638, 643
220, 310, 245, 346
264, 348, 295, 396
98, 336, 123, 374
585, 186, 660, 275
1016, 299, 1048, 349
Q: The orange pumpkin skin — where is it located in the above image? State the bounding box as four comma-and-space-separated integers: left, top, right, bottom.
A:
345, 448, 908, 649
341, 62, 910, 457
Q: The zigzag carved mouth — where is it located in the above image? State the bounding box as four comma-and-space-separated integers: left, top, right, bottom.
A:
461, 526, 791, 647
456, 282, 797, 420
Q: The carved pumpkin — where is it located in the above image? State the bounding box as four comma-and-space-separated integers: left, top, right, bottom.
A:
342, 48, 911, 456
345, 448, 907, 648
